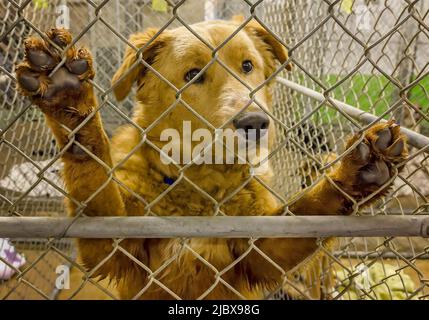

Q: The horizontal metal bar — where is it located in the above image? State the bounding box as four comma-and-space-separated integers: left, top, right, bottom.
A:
276, 77, 429, 151
0, 216, 428, 238
334, 251, 429, 260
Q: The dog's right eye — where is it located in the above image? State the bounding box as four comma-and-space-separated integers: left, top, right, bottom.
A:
184, 69, 204, 84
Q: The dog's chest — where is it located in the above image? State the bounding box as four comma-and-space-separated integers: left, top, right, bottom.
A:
127, 173, 255, 217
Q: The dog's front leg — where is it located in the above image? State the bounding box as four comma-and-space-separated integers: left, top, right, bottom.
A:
289, 120, 408, 215
16, 28, 125, 217
237, 122, 408, 292
16, 29, 131, 280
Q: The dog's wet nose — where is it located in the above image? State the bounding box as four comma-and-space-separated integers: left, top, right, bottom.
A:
233, 112, 270, 140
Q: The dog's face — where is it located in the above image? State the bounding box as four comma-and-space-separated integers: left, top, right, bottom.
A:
112, 19, 290, 161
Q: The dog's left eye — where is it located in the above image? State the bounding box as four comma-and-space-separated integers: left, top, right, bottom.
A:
184, 69, 204, 84
242, 60, 253, 73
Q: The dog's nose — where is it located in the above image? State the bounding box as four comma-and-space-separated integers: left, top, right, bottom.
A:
233, 112, 270, 140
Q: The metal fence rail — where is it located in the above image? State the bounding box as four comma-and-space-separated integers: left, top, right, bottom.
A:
0, 0, 428, 300
276, 77, 429, 150
1, 216, 429, 238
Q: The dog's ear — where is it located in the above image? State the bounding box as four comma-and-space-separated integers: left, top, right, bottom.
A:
244, 20, 292, 74
111, 28, 168, 101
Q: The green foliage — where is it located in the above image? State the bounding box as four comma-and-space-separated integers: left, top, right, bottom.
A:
295, 74, 429, 127
33, 0, 48, 9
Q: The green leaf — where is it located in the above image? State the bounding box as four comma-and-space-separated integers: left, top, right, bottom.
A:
340, 0, 355, 14
152, 0, 168, 12
33, 0, 48, 9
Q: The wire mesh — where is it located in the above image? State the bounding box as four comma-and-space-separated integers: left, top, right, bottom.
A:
0, 0, 428, 300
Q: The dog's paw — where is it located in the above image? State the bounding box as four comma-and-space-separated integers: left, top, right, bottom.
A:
336, 120, 408, 198
16, 28, 95, 116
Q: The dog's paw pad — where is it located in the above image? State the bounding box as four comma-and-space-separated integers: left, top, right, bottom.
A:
386, 138, 405, 158
17, 72, 40, 92
67, 59, 89, 75
43, 68, 81, 98
366, 121, 408, 163
374, 127, 392, 151
359, 160, 390, 186
16, 28, 95, 109
339, 121, 408, 199
27, 49, 57, 71
352, 142, 371, 164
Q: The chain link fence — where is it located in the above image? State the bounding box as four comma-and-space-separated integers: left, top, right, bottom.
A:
0, 0, 428, 299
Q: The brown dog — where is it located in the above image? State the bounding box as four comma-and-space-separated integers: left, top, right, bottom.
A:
15, 19, 407, 299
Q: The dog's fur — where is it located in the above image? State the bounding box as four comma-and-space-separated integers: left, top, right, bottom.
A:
16, 19, 408, 299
